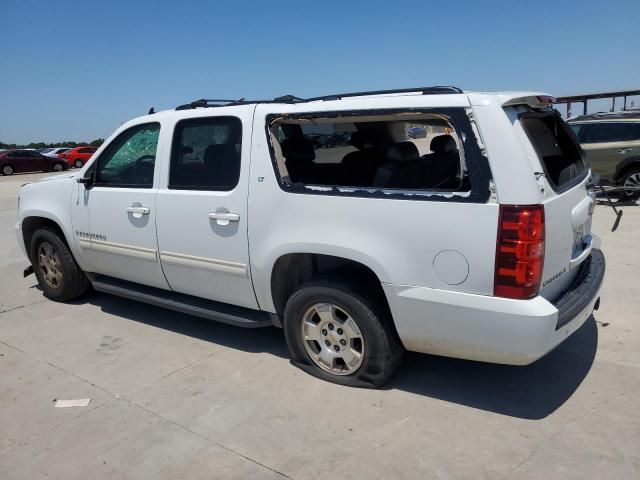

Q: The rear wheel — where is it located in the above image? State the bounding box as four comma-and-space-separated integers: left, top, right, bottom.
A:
74, 159, 83, 168
30, 228, 89, 302
283, 278, 403, 387
2, 164, 14, 176
51, 162, 64, 172
619, 166, 640, 201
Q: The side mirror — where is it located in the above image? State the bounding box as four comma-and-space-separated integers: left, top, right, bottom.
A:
77, 169, 95, 189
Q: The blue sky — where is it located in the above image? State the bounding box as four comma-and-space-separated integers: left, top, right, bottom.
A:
1, 0, 639, 144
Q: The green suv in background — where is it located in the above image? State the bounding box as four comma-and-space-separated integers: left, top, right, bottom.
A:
568, 111, 640, 199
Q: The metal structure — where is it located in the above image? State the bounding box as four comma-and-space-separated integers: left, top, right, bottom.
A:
556, 89, 640, 118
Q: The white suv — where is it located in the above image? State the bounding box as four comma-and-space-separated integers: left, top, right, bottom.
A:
16, 87, 605, 387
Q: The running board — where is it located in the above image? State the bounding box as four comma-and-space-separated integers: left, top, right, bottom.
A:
89, 275, 273, 328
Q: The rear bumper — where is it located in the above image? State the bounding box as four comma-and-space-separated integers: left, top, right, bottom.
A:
554, 249, 605, 329
384, 249, 605, 365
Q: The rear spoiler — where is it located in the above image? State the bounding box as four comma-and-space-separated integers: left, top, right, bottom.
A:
502, 94, 556, 109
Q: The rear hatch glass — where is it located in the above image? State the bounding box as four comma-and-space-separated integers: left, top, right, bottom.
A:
520, 111, 587, 191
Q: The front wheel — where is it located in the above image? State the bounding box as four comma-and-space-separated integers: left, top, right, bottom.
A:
30, 228, 89, 302
283, 279, 403, 387
619, 167, 640, 201
2, 164, 14, 176
51, 162, 64, 172
74, 160, 83, 168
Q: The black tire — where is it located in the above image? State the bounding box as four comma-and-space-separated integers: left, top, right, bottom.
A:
618, 166, 640, 201
51, 162, 65, 172
283, 278, 403, 387
30, 227, 89, 302
2, 164, 14, 176
74, 160, 83, 168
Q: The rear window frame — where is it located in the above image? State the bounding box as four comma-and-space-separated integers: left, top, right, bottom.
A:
519, 110, 588, 194
264, 107, 493, 204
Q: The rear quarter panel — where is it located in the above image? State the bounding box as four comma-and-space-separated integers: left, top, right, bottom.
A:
248, 108, 499, 313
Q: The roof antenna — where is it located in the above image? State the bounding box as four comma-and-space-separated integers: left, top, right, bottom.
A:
148, 107, 155, 115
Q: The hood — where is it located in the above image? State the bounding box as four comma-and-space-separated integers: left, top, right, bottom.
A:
37, 172, 77, 182
21, 172, 77, 188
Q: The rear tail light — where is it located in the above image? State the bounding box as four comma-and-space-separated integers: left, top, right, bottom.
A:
494, 205, 545, 299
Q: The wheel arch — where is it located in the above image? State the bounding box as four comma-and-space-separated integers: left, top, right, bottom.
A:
614, 155, 640, 182
269, 252, 395, 327
22, 216, 72, 257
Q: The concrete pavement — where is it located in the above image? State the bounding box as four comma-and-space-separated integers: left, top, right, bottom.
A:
0, 172, 638, 479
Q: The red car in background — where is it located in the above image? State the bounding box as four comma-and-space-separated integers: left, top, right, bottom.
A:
0, 150, 68, 175
59, 147, 97, 168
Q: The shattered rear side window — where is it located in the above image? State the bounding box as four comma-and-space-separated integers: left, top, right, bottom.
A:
265, 108, 492, 203
268, 111, 472, 194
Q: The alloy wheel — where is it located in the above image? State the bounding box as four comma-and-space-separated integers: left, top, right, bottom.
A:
623, 172, 640, 197
301, 302, 365, 375
37, 241, 63, 288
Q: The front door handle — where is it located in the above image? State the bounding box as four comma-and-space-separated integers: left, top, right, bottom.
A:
127, 206, 150, 215
617, 148, 633, 154
208, 211, 240, 225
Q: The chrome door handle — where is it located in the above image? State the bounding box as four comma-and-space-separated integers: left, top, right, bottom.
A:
127, 206, 150, 215
617, 148, 632, 154
208, 211, 240, 225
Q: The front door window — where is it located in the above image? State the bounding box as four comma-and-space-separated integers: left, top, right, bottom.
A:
95, 123, 160, 188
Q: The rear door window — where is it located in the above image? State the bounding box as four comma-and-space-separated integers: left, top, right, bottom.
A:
520, 111, 587, 191
169, 116, 242, 191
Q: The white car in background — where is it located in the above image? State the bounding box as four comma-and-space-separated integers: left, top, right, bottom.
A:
43, 148, 72, 158
16, 86, 605, 387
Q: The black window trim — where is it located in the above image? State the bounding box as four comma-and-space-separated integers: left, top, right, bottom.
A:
168, 115, 243, 192
264, 107, 493, 204
92, 121, 161, 189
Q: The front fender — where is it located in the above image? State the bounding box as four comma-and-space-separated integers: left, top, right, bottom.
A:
18, 178, 89, 271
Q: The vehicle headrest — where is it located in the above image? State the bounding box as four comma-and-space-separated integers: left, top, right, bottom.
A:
204, 144, 237, 165
281, 135, 316, 163
384, 141, 419, 164
430, 134, 457, 154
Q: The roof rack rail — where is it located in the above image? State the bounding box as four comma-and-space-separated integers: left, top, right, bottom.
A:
273, 94, 305, 103
300, 85, 463, 103
175, 86, 463, 110
570, 110, 640, 122
175, 98, 255, 110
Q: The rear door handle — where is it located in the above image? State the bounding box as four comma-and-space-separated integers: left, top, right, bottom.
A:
208, 211, 240, 225
127, 206, 150, 215
617, 148, 633, 154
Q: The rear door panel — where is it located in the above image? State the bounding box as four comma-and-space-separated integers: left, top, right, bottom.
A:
155, 108, 259, 309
